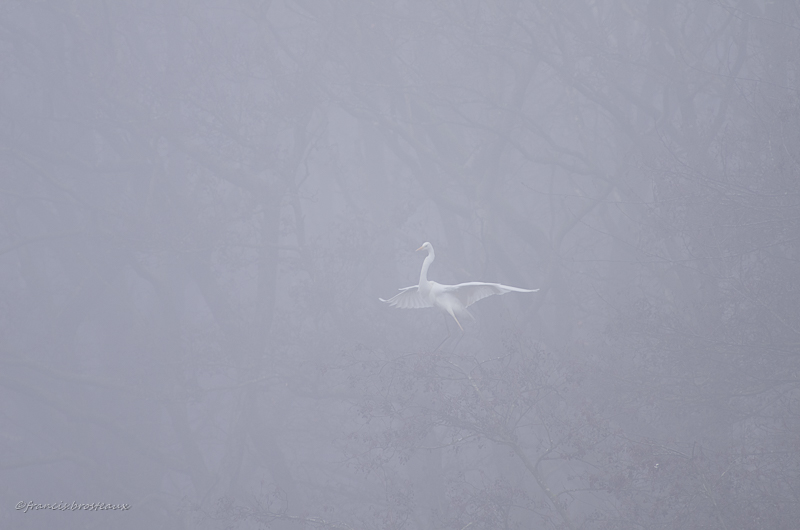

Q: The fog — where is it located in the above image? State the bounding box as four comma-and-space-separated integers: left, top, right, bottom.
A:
1, 1, 798, 528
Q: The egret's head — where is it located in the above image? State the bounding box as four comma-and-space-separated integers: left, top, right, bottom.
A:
416, 242, 433, 252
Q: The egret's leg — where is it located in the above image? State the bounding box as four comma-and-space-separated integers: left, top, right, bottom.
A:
437, 311, 465, 352
448, 310, 463, 331
451, 325, 465, 351
434, 314, 451, 351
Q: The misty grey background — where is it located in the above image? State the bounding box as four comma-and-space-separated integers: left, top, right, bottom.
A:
1, 1, 798, 529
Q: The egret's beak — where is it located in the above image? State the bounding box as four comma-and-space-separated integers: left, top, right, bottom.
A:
416, 245, 425, 252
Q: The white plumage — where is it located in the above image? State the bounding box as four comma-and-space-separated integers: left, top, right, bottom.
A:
380, 242, 538, 330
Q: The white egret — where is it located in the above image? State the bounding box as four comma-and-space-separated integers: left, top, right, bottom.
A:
379, 242, 538, 330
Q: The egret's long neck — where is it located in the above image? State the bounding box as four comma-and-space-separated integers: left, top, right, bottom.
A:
419, 249, 434, 286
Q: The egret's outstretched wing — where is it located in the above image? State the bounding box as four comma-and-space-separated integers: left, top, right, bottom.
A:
379, 286, 432, 309
444, 282, 539, 308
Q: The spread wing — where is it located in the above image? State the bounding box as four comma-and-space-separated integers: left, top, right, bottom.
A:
443, 282, 538, 308
379, 286, 432, 309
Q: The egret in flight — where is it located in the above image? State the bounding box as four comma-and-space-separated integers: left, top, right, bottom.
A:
379, 242, 538, 331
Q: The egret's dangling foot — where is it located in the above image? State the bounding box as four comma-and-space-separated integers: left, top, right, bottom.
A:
434, 314, 453, 351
